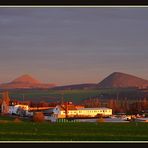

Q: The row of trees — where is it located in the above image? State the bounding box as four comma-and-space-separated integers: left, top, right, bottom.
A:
82, 97, 148, 115
9, 100, 58, 108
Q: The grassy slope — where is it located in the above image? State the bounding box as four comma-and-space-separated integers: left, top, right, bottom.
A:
0, 116, 148, 141
0, 88, 137, 103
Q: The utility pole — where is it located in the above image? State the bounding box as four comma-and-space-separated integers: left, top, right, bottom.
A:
22, 94, 25, 102
116, 92, 119, 101
61, 91, 64, 105
60, 91, 69, 118
116, 91, 119, 101
65, 101, 68, 118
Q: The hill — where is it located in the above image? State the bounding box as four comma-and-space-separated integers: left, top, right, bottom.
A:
0, 74, 56, 89
11, 74, 41, 84
0, 72, 148, 90
97, 72, 148, 88
52, 83, 97, 90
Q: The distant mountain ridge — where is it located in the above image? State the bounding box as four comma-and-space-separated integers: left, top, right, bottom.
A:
0, 72, 148, 90
52, 72, 148, 90
97, 72, 148, 88
52, 83, 97, 90
0, 74, 56, 89
11, 74, 41, 84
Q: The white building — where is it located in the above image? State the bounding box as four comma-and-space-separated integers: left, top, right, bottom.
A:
51, 105, 112, 118
9, 104, 33, 116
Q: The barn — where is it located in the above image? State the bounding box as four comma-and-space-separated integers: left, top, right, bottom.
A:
51, 105, 112, 119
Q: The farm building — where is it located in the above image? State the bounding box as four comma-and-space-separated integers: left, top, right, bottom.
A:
9, 104, 55, 117
50, 104, 112, 118
9, 104, 33, 116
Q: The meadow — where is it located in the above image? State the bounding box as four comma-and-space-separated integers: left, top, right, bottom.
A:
0, 88, 138, 103
0, 116, 148, 141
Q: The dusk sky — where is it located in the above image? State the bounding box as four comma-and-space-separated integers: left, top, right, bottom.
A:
0, 7, 148, 86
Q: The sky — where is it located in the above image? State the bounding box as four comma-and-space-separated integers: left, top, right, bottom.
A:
0, 7, 148, 86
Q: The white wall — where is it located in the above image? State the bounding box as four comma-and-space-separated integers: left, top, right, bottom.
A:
53, 105, 112, 118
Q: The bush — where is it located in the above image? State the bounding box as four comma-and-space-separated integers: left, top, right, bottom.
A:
32, 112, 44, 123
13, 117, 22, 123
0, 120, 9, 124
144, 113, 148, 117
97, 117, 105, 123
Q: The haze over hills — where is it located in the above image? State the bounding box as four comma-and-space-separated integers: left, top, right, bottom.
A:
52, 72, 148, 90
52, 83, 97, 90
0, 74, 56, 89
0, 72, 148, 90
97, 72, 148, 88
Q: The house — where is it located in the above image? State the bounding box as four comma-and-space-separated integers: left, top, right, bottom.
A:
50, 104, 112, 119
9, 104, 31, 116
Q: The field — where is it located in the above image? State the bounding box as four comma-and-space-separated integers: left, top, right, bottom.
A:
0, 88, 138, 103
0, 116, 148, 141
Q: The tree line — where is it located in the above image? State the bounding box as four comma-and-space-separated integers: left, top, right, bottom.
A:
81, 97, 148, 115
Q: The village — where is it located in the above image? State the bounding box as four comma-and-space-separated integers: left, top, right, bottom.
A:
1, 91, 148, 123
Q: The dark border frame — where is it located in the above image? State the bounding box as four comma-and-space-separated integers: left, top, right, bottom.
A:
0, 0, 148, 5
0, 3, 148, 147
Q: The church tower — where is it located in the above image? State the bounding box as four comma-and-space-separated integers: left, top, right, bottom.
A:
1, 91, 10, 114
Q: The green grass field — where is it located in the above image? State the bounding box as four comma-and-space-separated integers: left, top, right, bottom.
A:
0, 116, 148, 141
0, 88, 138, 103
